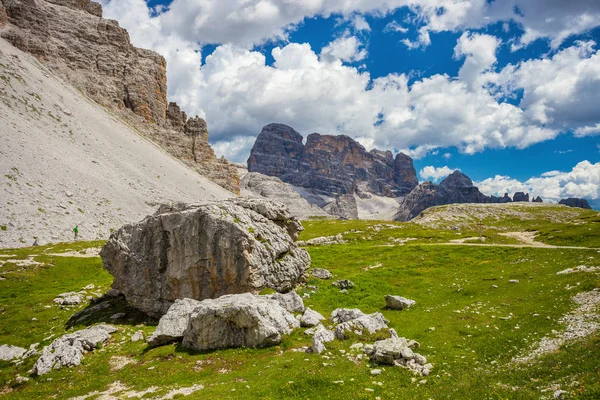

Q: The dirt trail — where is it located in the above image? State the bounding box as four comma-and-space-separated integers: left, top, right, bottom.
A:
422, 231, 600, 250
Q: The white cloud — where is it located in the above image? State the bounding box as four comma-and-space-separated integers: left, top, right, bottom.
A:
320, 36, 368, 63
384, 20, 408, 33
420, 166, 457, 182
98, 1, 600, 163
352, 15, 371, 32
491, 41, 600, 132
476, 160, 600, 203
454, 31, 501, 90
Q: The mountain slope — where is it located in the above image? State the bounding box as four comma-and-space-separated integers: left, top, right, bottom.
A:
0, 38, 232, 248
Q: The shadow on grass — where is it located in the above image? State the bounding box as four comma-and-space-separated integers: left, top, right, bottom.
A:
65, 294, 157, 330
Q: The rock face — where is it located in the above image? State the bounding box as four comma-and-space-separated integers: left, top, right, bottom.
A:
532, 196, 543, 203
395, 171, 489, 221
0, 0, 238, 192
182, 293, 300, 351
323, 194, 359, 219
513, 192, 530, 202
100, 199, 311, 317
559, 198, 591, 209
240, 172, 330, 219
247, 123, 418, 199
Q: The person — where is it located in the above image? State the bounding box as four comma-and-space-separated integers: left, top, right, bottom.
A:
73, 225, 79, 240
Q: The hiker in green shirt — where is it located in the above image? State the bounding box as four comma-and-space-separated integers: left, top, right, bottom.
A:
73, 225, 78, 240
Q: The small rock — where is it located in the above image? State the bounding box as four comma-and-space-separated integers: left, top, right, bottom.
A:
312, 268, 333, 279
130, 331, 144, 343
509, 279, 519, 284
110, 313, 126, 320
15, 375, 29, 384
385, 295, 416, 310
370, 369, 382, 375
340, 289, 348, 294
330, 308, 366, 324
83, 284, 95, 290
492, 285, 498, 288
332, 280, 354, 290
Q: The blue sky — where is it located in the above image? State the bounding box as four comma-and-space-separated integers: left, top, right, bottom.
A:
101, 0, 600, 207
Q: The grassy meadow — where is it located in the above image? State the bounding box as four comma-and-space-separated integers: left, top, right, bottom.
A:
0, 204, 599, 399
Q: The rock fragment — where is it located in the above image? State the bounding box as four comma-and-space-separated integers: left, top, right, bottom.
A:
301, 308, 325, 327
311, 268, 333, 279
385, 295, 416, 310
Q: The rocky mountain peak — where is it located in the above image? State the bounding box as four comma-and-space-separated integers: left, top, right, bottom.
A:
439, 171, 473, 189
247, 123, 418, 199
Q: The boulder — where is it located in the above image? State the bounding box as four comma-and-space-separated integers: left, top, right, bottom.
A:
301, 308, 325, 327
532, 196, 543, 203
0, 344, 27, 361
131, 331, 144, 343
264, 291, 305, 313
182, 293, 300, 351
311, 268, 333, 279
147, 299, 202, 346
32, 325, 116, 375
385, 295, 416, 310
101, 198, 311, 317
335, 313, 389, 340
330, 308, 366, 324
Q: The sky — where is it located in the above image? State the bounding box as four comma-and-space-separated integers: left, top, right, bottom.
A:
98, 0, 600, 208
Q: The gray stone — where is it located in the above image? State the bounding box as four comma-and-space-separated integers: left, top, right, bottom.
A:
182, 293, 300, 351
130, 331, 144, 343
32, 325, 116, 375
332, 280, 355, 290
264, 291, 305, 313
101, 199, 311, 317
335, 313, 389, 340
330, 308, 366, 324
310, 325, 335, 354
385, 295, 416, 310
110, 313, 126, 319
53, 292, 83, 305
370, 337, 432, 376
148, 298, 201, 347
312, 268, 333, 279
301, 308, 325, 327
370, 369, 382, 375
0, 344, 27, 361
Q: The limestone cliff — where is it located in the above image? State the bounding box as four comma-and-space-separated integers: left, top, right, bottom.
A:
247, 123, 418, 198
0, 0, 238, 193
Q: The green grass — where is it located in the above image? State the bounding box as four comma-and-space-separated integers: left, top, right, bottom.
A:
0, 211, 599, 399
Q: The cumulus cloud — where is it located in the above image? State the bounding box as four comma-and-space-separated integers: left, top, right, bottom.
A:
454, 31, 501, 90
320, 36, 368, 63
491, 41, 600, 132
99, 0, 600, 163
476, 161, 600, 203
420, 166, 458, 182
